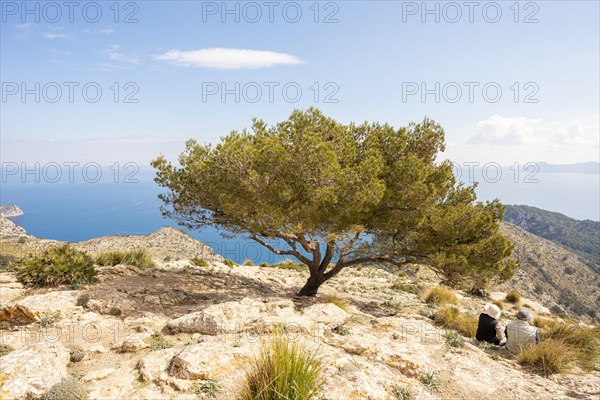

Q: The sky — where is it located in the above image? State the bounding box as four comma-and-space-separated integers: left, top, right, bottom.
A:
1, 0, 599, 167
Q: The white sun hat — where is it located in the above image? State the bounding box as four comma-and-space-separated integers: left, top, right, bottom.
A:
484, 303, 501, 320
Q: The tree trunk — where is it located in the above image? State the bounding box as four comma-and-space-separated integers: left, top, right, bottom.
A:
297, 274, 323, 296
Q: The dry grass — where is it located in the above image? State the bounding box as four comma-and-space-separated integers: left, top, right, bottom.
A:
95, 249, 155, 269
422, 286, 458, 306
516, 339, 580, 376
434, 306, 478, 338
539, 323, 600, 371
492, 300, 504, 310
505, 290, 521, 304
324, 294, 351, 312
239, 333, 323, 400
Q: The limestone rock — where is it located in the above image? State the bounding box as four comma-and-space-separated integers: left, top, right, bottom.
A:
0, 342, 69, 399
299, 303, 348, 329
167, 342, 252, 380
0, 291, 80, 324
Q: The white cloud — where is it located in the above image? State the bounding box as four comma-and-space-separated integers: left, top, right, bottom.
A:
554, 118, 600, 146
43, 32, 71, 40
467, 115, 543, 145
104, 45, 139, 64
16, 23, 32, 39
154, 48, 303, 69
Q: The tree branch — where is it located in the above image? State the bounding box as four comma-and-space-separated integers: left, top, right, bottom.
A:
250, 233, 312, 266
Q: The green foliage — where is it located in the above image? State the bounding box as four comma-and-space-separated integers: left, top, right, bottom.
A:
38, 311, 60, 327
16, 245, 96, 287
420, 371, 440, 392
153, 108, 517, 296
243, 259, 254, 266
193, 379, 221, 398
190, 257, 209, 267
505, 290, 521, 304
434, 306, 478, 338
504, 204, 600, 266
240, 333, 323, 400
223, 259, 236, 267
95, 249, 155, 268
332, 324, 351, 336
146, 333, 174, 351
108, 307, 122, 316
0, 344, 14, 357
443, 331, 465, 347
391, 280, 423, 295
259, 262, 269, 268
390, 384, 412, 400
42, 376, 88, 400
422, 286, 458, 306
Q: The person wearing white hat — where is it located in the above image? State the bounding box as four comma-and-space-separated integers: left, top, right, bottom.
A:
475, 303, 506, 345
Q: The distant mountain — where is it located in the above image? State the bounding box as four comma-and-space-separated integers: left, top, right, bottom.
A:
504, 204, 600, 270
536, 161, 600, 174
498, 222, 600, 321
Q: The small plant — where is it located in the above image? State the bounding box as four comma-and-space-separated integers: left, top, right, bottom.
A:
259, 262, 269, 268
108, 307, 122, 317
163, 255, 172, 262
243, 259, 254, 266
145, 333, 174, 351
194, 379, 221, 398
240, 332, 323, 400
477, 341, 495, 350
390, 384, 412, 400
333, 324, 351, 336
489, 353, 500, 361
391, 280, 423, 295
69, 345, 86, 363
563, 266, 576, 275
434, 306, 478, 338
420, 371, 440, 392
443, 331, 464, 348
0, 344, 14, 357
505, 290, 521, 304
273, 259, 305, 271
42, 376, 88, 400
422, 286, 458, 306
223, 259, 236, 267
325, 294, 350, 311
38, 311, 60, 327
16, 245, 96, 287
190, 257, 209, 267
95, 249, 155, 268
540, 323, 600, 371
492, 300, 504, 310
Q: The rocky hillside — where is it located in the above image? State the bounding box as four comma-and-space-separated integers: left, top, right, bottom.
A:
504, 205, 600, 269
0, 205, 23, 218
498, 222, 600, 321
1, 257, 599, 399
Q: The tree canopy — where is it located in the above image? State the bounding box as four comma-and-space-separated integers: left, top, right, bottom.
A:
152, 108, 517, 296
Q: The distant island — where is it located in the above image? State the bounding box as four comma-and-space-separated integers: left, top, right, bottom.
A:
0, 205, 23, 218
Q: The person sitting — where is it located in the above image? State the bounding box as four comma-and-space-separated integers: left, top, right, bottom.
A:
476, 303, 505, 345
505, 310, 540, 353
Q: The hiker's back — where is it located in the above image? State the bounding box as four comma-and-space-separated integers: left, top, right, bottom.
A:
506, 320, 537, 353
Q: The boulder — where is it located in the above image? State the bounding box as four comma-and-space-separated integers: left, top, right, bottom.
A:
167, 342, 252, 380
299, 303, 348, 329
0, 291, 80, 324
0, 342, 69, 399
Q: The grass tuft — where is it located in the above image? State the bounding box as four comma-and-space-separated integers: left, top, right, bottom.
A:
516, 340, 579, 376
240, 332, 323, 400
95, 249, 155, 268
420, 371, 440, 392
422, 286, 458, 306
434, 306, 478, 338
324, 294, 350, 311
190, 257, 209, 267
443, 331, 465, 348
505, 290, 521, 304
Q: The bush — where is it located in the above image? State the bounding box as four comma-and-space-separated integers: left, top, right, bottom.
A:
390, 384, 412, 400
273, 259, 305, 272
422, 286, 458, 306
516, 339, 579, 376
443, 331, 465, 347
17, 245, 96, 287
505, 290, 521, 304
42, 376, 88, 400
190, 257, 209, 267
95, 249, 155, 268
145, 333, 173, 351
563, 266, 576, 275
259, 262, 269, 268
243, 259, 254, 266
391, 280, 423, 295
434, 306, 478, 338
540, 323, 600, 370
240, 333, 323, 400
223, 259, 236, 267
420, 371, 440, 392
492, 300, 504, 310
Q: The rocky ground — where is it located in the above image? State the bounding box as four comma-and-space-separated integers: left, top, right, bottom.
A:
1, 227, 599, 400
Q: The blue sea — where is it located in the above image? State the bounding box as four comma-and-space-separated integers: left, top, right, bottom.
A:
1, 169, 598, 264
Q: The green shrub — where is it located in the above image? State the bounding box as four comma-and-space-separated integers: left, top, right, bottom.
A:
194, 379, 221, 397
420, 371, 440, 392
434, 306, 478, 338
259, 262, 269, 268
223, 259, 236, 267
390, 384, 412, 400
145, 333, 173, 351
240, 333, 323, 400
422, 286, 458, 306
17, 245, 96, 287
95, 249, 155, 268
332, 324, 351, 336
42, 376, 88, 400
190, 257, 209, 267
273, 259, 305, 272
0, 344, 14, 357
243, 259, 254, 266
38, 311, 60, 327
443, 331, 465, 348
391, 280, 423, 295
505, 290, 521, 304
